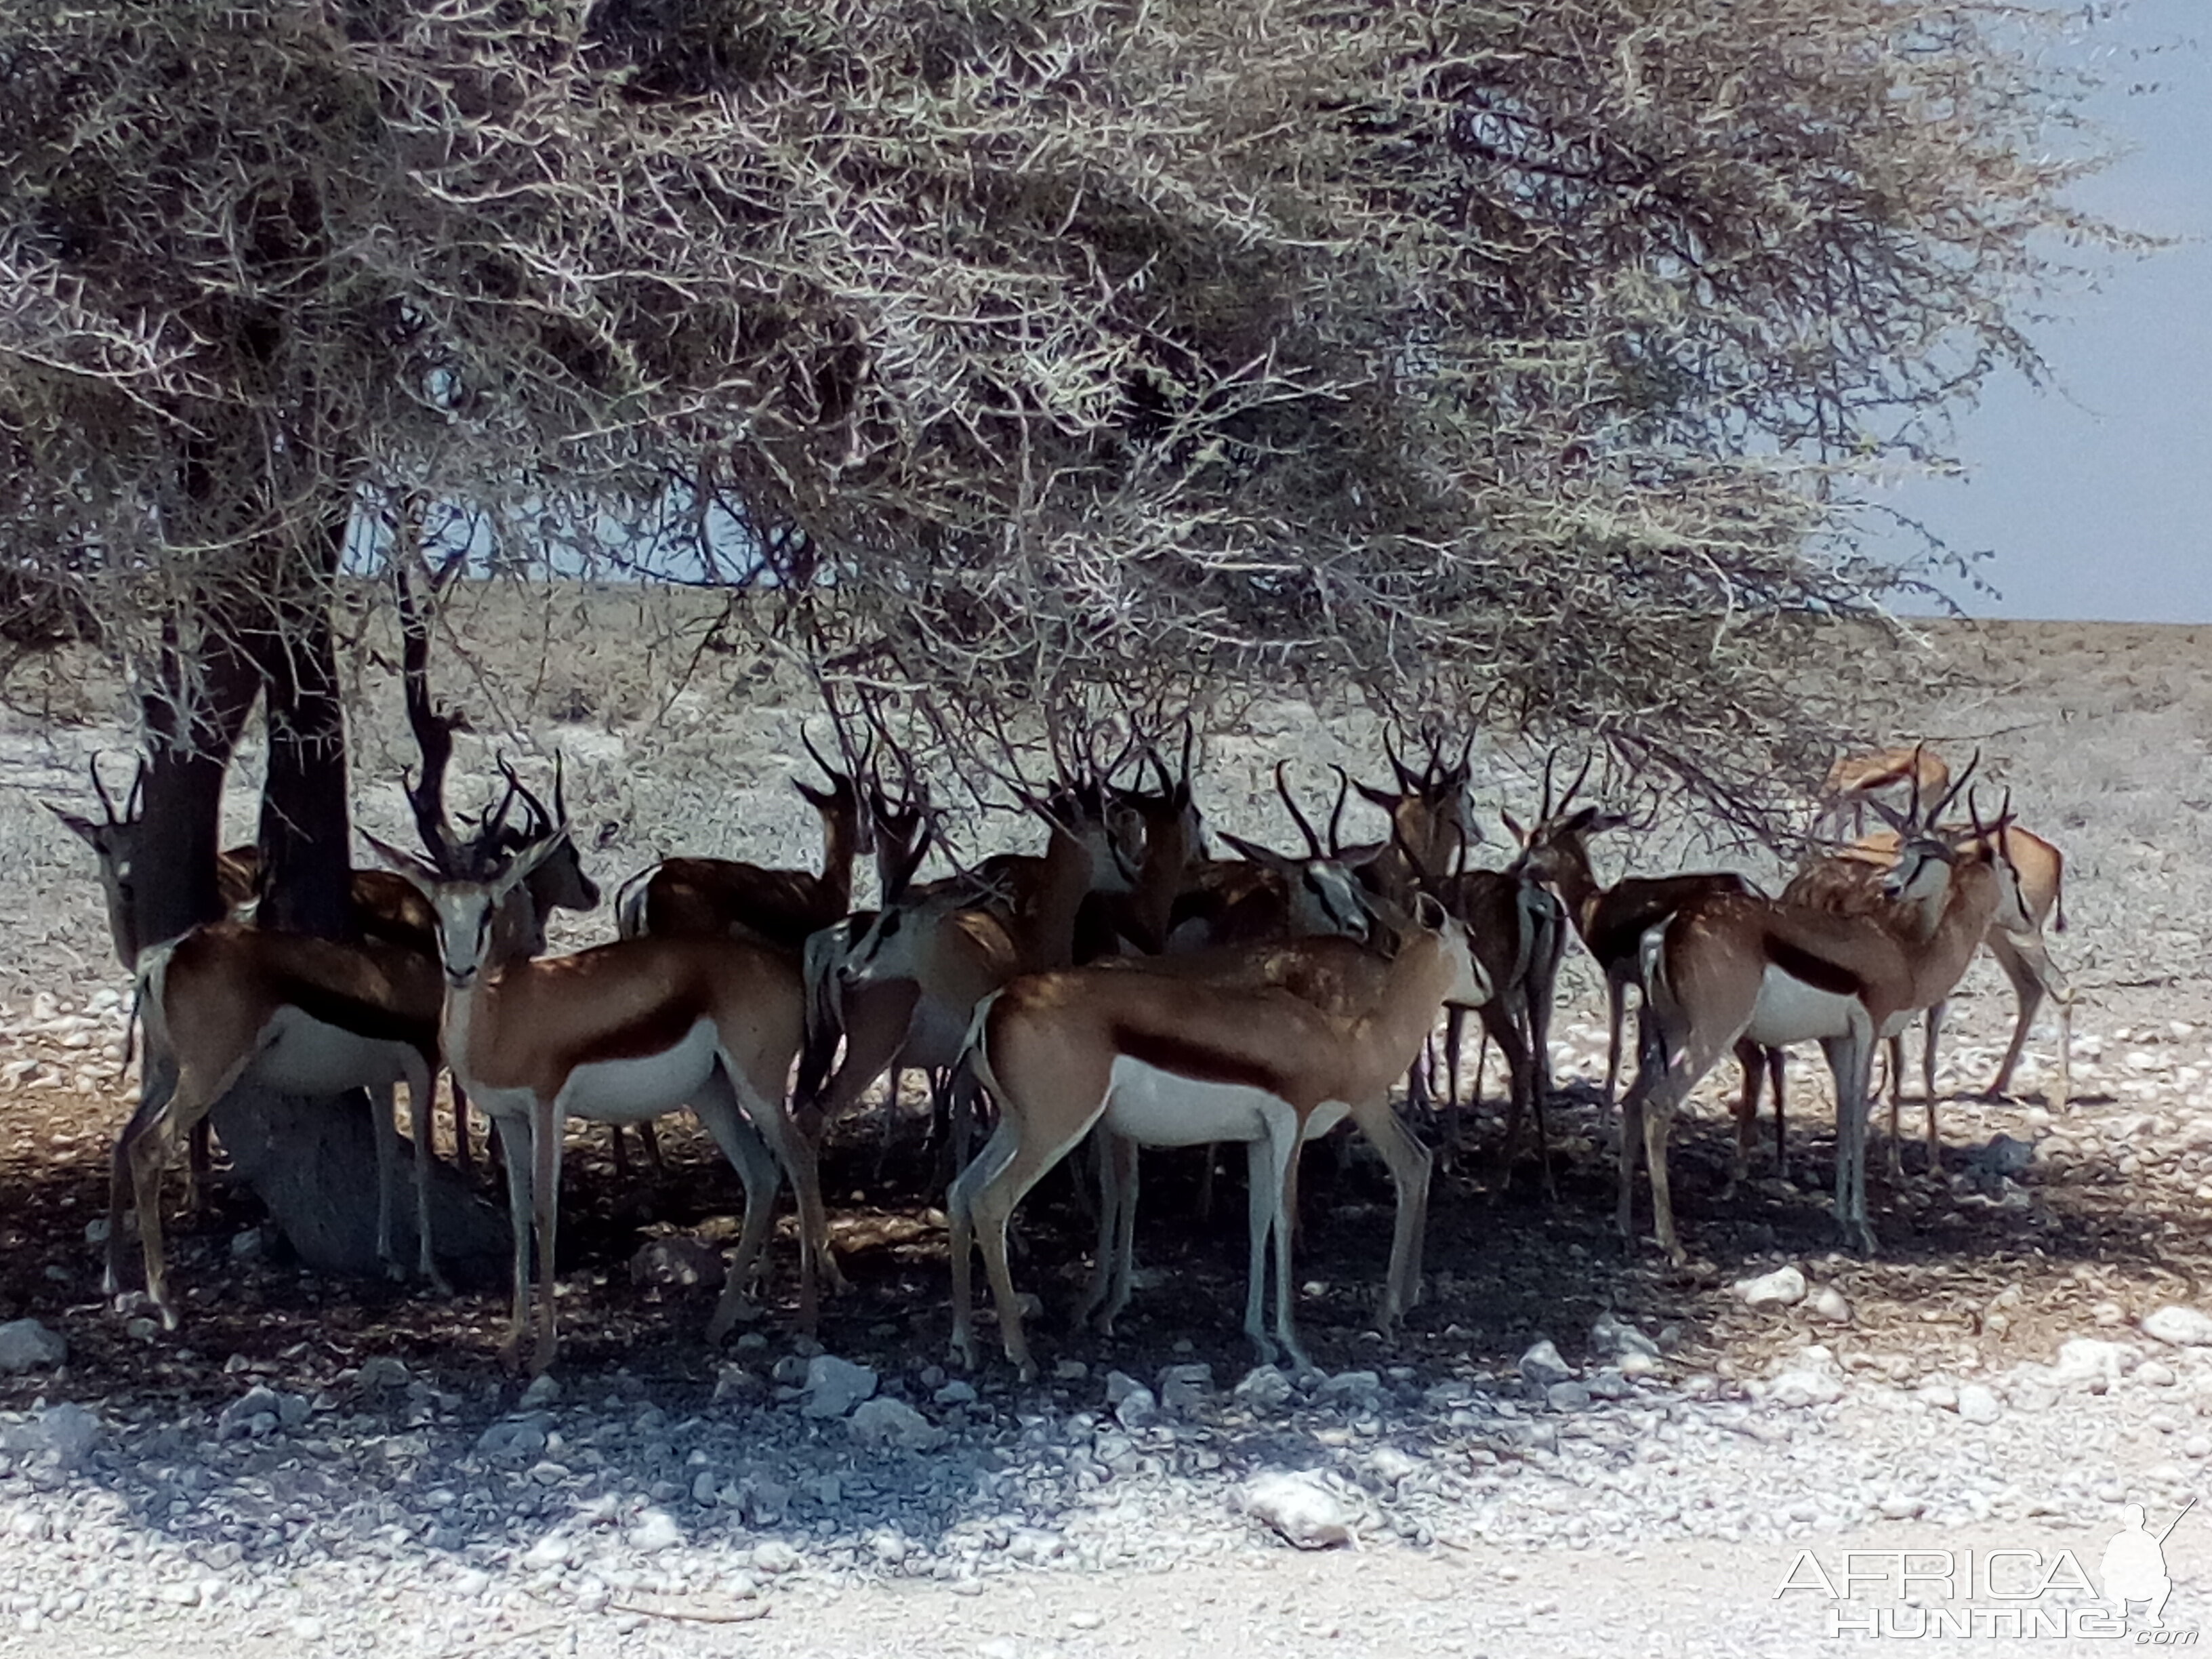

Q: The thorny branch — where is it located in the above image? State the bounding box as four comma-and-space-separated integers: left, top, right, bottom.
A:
0, 0, 2142, 830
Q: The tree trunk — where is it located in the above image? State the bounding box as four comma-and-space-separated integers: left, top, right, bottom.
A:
253, 541, 354, 939
203, 514, 506, 1285
133, 619, 259, 952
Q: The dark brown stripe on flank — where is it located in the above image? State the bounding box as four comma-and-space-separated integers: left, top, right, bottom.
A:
1111, 1024, 1284, 1096
1765, 936, 1865, 999
279, 982, 439, 1053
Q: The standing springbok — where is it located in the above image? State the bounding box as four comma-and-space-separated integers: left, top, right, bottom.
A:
949, 892, 1487, 1378
373, 817, 822, 1376
1620, 788, 2030, 1262
1782, 816, 2070, 1172
1505, 800, 1783, 1179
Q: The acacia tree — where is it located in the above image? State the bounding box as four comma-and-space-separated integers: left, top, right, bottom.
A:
0, 1, 2126, 1262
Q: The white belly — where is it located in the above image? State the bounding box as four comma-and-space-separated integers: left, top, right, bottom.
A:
556, 1017, 722, 1124
1101, 1056, 1310, 1149
250, 1006, 413, 1096
1744, 964, 1863, 1049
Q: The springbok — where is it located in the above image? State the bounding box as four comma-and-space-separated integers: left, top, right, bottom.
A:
1504, 798, 1783, 1179
613, 728, 870, 949
1620, 785, 2030, 1262
949, 891, 1488, 1378
1782, 816, 2070, 1172
373, 817, 823, 1376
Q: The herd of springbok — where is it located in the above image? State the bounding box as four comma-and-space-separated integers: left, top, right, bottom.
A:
50, 725, 2071, 1379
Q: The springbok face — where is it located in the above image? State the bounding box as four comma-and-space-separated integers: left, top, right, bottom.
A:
1292, 858, 1374, 943
1879, 833, 1956, 907
51, 804, 143, 968
1217, 832, 1375, 945
1410, 892, 1490, 1007
371, 830, 565, 989
518, 832, 600, 915
49, 756, 150, 968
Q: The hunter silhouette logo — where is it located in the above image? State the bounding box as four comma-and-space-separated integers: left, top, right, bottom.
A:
2102, 1498, 2193, 1631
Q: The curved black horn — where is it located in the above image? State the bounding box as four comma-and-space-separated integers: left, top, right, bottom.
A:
88, 754, 119, 825
1326, 764, 1353, 857
1275, 762, 1326, 859
799, 725, 842, 787
1558, 752, 1594, 817
1930, 747, 1979, 825
1382, 728, 1418, 792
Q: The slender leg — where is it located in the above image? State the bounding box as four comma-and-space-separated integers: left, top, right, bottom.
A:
1602, 975, 1629, 1113
495, 1109, 537, 1372
1767, 1047, 1787, 1181
1641, 1085, 1683, 1267
1922, 1000, 1944, 1172
1616, 1066, 1645, 1245
1252, 1129, 1316, 1373
1076, 1132, 1126, 1330
1725, 1037, 1762, 1192
129, 1057, 245, 1328
184, 1118, 212, 1213
528, 1099, 568, 1376
106, 1059, 176, 1298
367, 1081, 401, 1279
1883, 1032, 1906, 1179
1482, 998, 1535, 1191
1353, 1096, 1433, 1328
408, 1054, 452, 1294
128, 1118, 178, 1326
1443, 1004, 1468, 1120
950, 1108, 1100, 1380
451, 1080, 473, 1177
699, 1077, 791, 1344
1100, 1135, 1141, 1334
1985, 931, 2070, 1109
1824, 1029, 1879, 1254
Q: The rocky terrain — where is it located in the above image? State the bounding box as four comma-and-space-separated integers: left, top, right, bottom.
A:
0, 609, 2207, 1652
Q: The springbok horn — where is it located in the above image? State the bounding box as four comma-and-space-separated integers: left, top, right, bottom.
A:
1275, 762, 1326, 859
799, 726, 841, 787
89, 755, 120, 825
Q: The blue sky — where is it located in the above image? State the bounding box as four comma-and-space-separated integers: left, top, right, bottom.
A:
1884, 0, 2209, 622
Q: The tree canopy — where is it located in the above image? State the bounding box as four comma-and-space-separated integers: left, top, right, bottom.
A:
0, 0, 2128, 804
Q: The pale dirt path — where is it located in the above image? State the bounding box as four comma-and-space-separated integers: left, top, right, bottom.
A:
0, 1525, 2190, 1659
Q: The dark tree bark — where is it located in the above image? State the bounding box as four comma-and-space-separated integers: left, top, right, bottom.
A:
133, 618, 260, 952
252, 514, 355, 940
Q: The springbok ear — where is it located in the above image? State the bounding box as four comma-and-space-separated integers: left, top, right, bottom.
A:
1500, 808, 1525, 844
1218, 831, 1290, 873
1413, 891, 1448, 931
496, 827, 572, 897
1351, 779, 1397, 811
364, 832, 441, 893
46, 804, 102, 846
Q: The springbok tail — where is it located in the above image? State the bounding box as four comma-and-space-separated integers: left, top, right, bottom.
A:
794, 919, 857, 1107
611, 864, 657, 940
1635, 922, 1679, 1076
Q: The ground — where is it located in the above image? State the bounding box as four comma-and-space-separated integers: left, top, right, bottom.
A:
0, 609, 2207, 1654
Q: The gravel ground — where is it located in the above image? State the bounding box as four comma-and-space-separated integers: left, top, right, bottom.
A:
0, 610, 2209, 1651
